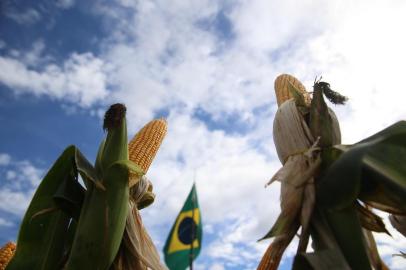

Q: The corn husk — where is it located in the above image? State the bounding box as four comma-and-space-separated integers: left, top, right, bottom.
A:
363, 228, 390, 270
389, 214, 406, 237
112, 176, 168, 270
259, 77, 342, 269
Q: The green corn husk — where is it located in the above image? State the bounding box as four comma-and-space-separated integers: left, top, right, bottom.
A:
64, 104, 143, 270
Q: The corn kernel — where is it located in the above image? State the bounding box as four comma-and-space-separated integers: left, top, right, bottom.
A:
274, 74, 311, 106
0, 242, 16, 270
128, 118, 167, 187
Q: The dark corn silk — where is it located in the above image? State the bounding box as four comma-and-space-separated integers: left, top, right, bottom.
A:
103, 103, 127, 131
309, 81, 347, 147
317, 82, 348, 105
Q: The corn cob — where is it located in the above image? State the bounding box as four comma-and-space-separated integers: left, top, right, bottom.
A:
65, 103, 134, 270
274, 74, 311, 106
0, 242, 15, 270
128, 118, 167, 187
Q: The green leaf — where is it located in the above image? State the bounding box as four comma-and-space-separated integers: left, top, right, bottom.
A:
74, 148, 103, 191
113, 159, 144, 177
358, 121, 406, 144
317, 143, 367, 209
362, 144, 406, 207
293, 249, 351, 270
324, 206, 372, 270
53, 171, 85, 221
318, 121, 406, 211
7, 146, 77, 270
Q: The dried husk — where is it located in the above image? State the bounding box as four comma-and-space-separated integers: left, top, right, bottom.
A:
271, 99, 342, 232
260, 78, 391, 269
111, 176, 168, 270
363, 229, 390, 270
389, 214, 406, 237
259, 88, 343, 269
273, 99, 341, 164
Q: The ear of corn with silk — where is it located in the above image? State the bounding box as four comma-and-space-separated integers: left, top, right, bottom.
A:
3, 103, 167, 270
258, 74, 398, 270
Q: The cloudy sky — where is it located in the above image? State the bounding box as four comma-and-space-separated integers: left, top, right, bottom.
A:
1, 0, 406, 269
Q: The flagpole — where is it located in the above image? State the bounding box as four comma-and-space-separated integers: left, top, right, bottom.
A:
189, 171, 197, 270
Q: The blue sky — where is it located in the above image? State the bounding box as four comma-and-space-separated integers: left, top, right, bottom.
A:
1, 0, 406, 269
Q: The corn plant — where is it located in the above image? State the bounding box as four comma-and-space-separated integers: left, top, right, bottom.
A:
5, 104, 145, 270
260, 74, 406, 270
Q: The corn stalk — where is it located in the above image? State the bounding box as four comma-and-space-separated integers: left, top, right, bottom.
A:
5, 104, 165, 270
260, 74, 406, 270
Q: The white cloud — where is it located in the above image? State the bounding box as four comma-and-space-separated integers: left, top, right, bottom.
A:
55, 0, 75, 9
0, 188, 35, 215
22, 40, 46, 67
0, 40, 6, 49
0, 155, 43, 216
6, 8, 41, 25
6, 170, 16, 180
0, 52, 109, 107
137, 111, 281, 267
2, 0, 406, 268
0, 154, 11, 166
372, 212, 406, 270
93, 0, 406, 268
0, 218, 13, 227
209, 263, 225, 270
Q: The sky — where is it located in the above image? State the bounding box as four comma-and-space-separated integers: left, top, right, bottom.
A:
0, 0, 406, 269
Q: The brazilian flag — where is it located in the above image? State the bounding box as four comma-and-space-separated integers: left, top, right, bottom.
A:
163, 184, 202, 270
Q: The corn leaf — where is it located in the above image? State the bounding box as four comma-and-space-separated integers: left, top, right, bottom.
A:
6, 145, 100, 270
75, 147, 103, 190
318, 121, 406, 210
116, 159, 144, 177
324, 205, 372, 270
317, 143, 367, 209
7, 146, 77, 270
53, 172, 85, 221
292, 249, 351, 270
362, 144, 406, 208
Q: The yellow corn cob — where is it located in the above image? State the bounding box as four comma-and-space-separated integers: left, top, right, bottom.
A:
0, 242, 16, 270
128, 118, 167, 187
274, 74, 311, 107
